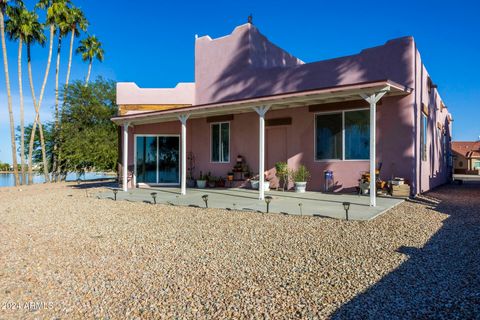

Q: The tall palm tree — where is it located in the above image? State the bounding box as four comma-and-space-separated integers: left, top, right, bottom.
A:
23, 9, 46, 184
5, 2, 27, 184
51, 1, 69, 181
54, 5, 87, 180
64, 5, 86, 88
76, 35, 103, 86
0, 0, 20, 186
27, 0, 69, 183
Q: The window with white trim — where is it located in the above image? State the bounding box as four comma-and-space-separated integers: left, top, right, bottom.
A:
211, 122, 230, 163
315, 109, 370, 161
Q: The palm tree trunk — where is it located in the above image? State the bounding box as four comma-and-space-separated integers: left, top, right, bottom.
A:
52, 34, 62, 182
56, 29, 75, 181
85, 58, 92, 86
27, 24, 54, 184
26, 44, 47, 185
18, 38, 26, 185
0, 10, 20, 186
65, 28, 75, 87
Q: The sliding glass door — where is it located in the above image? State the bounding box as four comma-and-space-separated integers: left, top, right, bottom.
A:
136, 135, 179, 185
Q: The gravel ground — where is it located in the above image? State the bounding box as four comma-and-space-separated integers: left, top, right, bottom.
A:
0, 182, 479, 319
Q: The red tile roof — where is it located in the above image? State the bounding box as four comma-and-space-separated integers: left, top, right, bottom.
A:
452, 141, 480, 158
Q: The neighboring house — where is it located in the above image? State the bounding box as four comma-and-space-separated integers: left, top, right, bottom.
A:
112, 22, 453, 205
452, 141, 480, 174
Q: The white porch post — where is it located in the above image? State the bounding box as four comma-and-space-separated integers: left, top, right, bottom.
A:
178, 114, 190, 195
122, 122, 130, 192
361, 90, 388, 207
253, 105, 270, 200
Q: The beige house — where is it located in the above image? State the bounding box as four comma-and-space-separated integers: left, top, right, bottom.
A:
452, 141, 480, 174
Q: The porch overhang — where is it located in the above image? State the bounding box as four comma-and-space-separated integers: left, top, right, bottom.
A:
111, 79, 412, 125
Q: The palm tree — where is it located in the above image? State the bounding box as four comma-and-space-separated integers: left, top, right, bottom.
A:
5, 2, 27, 184
51, 0, 70, 181
76, 35, 103, 86
64, 5, 86, 88
23, 9, 46, 184
0, 0, 20, 186
54, 5, 87, 180
28, 0, 69, 183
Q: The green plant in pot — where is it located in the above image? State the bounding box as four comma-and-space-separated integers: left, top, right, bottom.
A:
275, 161, 289, 191
196, 171, 207, 189
207, 173, 217, 188
291, 165, 311, 193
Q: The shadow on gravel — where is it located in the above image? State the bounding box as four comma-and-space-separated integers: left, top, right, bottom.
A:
332, 183, 480, 319
68, 179, 117, 190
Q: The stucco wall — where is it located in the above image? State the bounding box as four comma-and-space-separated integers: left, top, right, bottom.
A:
123, 95, 416, 192
413, 45, 452, 193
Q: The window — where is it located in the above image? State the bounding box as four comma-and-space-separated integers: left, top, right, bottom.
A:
345, 110, 370, 160
474, 160, 480, 170
315, 113, 342, 160
421, 113, 428, 161
211, 122, 230, 162
315, 109, 369, 161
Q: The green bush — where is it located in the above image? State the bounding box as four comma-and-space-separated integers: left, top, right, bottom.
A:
291, 165, 311, 182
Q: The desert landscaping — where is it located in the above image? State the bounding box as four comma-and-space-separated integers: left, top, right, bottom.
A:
1, 182, 479, 319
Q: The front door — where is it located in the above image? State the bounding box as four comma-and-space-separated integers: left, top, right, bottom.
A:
136, 135, 180, 185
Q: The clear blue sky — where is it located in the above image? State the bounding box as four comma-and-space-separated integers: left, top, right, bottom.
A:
0, 0, 479, 163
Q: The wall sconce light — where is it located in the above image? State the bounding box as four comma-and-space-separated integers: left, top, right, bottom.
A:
342, 202, 351, 221
151, 192, 157, 204
265, 196, 272, 213
202, 194, 209, 208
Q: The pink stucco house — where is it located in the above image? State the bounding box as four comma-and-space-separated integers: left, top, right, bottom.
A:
113, 22, 453, 206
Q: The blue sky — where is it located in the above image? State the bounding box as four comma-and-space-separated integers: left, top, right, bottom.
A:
0, 0, 479, 163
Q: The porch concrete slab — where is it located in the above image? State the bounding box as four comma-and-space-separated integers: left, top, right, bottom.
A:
97, 187, 404, 220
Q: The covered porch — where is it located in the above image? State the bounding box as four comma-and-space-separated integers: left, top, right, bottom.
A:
97, 187, 404, 220
113, 80, 412, 207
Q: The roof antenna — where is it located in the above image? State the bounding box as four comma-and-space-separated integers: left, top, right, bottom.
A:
248, 14, 253, 24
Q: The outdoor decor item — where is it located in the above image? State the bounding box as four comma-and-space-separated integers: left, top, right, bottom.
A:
202, 194, 209, 208
112, 188, 118, 201
197, 171, 207, 189
291, 165, 311, 193
342, 202, 350, 220
151, 192, 157, 204
265, 196, 272, 213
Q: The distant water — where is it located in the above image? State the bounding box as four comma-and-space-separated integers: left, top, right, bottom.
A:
0, 172, 115, 188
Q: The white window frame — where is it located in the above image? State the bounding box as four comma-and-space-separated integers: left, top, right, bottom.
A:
210, 122, 230, 163
133, 134, 181, 187
314, 108, 370, 162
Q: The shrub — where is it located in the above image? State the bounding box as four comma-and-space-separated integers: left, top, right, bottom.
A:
291, 165, 311, 182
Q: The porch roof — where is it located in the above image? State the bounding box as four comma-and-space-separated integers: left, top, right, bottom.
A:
112, 79, 412, 125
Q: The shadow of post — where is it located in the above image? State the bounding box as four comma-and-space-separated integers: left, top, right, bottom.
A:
331, 183, 480, 319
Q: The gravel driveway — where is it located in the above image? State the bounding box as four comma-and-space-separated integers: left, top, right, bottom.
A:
0, 182, 479, 319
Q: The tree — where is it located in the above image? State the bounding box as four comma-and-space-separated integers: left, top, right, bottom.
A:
76, 35, 103, 86
22, 7, 47, 184
28, 0, 69, 184
5, 2, 27, 184
0, 0, 20, 186
52, 4, 87, 181
56, 78, 117, 175
64, 5, 86, 88
50, 0, 70, 181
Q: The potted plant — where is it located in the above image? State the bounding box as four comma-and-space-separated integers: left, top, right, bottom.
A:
227, 172, 234, 182
207, 173, 216, 188
291, 165, 311, 193
196, 171, 207, 189
250, 173, 270, 191
275, 161, 289, 191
